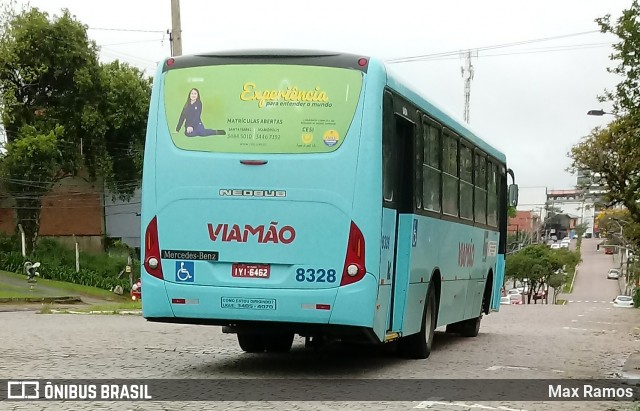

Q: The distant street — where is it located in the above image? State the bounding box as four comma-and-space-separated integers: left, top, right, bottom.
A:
561, 238, 622, 303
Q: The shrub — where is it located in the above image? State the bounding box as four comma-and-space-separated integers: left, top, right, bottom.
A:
0, 251, 26, 273
633, 288, 640, 308
0, 238, 137, 292
0, 233, 20, 253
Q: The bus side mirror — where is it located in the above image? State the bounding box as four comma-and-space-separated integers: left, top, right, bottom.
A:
508, 184, 519, 207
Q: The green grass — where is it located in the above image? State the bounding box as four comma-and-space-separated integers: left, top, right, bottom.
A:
0, 290, 43, 298
0, 270, 127, 300
562, 268, 577, 293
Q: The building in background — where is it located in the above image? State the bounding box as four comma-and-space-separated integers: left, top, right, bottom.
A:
508, 210, 541, 244
0, 175, 104, 252
0, 178, 142, 254
545, 189, 595, 236
104, 188, 141, 252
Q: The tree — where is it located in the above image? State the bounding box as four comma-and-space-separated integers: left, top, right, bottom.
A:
0, 7, 100, 169
548, 247, 581, 303
570, 1, 640, 229
82, 61, 152, 198
574, 222, 589, 250
0, 8, 151, 197
596, 209, 640, 250
0, 7, 151, 248
595, 0, 640, 115
0, 125, 63, 254
506, 244, 580, 304
548, 272, 564, 305
569, 119, 640, 224
506, 244, 552, 304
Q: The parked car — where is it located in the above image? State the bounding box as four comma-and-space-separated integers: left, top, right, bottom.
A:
509, 294, 523, 305
612, 295, 634, 308
500, 296, 511, 305
507, 289, 521, 295
607, 269, 620, 280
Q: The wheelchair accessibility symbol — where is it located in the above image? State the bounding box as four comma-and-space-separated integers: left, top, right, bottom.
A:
175, 261, 194, 282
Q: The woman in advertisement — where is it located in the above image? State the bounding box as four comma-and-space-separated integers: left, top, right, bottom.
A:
176, 88, 226, 137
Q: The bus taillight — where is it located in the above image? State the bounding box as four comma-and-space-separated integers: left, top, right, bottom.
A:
341, 221, 366, 286
144, 216, 164, 279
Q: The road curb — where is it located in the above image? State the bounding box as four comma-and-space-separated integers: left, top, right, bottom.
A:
568, 268, 578, 293
48, 309, 142, 315
0, 296, 82, 304
622, 352, 640, 379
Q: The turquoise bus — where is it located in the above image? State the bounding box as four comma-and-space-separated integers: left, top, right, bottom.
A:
141, 50, 518, 359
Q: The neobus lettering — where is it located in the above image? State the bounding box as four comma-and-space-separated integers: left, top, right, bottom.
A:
219, 189, 286, 197
207, 223, 296, 244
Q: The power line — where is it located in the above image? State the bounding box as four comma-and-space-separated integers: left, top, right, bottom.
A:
413, 43, 611, 63
387, 30, 602, 64
99, 38, 166, 47
88, 27, 165, 34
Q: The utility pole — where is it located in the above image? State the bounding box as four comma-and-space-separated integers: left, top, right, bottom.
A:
170, 0, 183, 56
460, 50, 477, 123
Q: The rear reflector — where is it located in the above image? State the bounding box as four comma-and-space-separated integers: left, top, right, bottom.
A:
144, 217, 164, 280
172, 298, 186, 304
301, 303, 332, 310
341, 221, 366, 286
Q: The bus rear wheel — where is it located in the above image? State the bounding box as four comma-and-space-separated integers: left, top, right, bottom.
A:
397, 286, 436, 359
446, 315, 482, 337
458, 315, 481, 337
237, 333, 266, 353
264, 333, 294, 353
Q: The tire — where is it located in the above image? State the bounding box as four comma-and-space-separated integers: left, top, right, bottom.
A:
458, 315, 482, 337
398, 286, 437, 359
237, 333, 266, 353
264, 333, 294, 353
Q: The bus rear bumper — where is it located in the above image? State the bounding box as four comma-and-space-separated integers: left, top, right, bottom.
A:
142, 273, 378, 329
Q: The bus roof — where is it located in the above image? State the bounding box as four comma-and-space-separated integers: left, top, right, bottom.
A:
163, 49, 371, 73
378, 58, 507, 164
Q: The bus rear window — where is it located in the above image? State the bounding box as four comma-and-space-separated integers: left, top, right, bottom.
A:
163, 64, 363, 154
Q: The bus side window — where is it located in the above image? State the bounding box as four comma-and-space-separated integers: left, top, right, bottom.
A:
474, 154, 487, 224
382, 92, 395, 203
487, 161, 498, 226
422, 120, 441, 212
442, 133, 459, 217
414, 115, 423, 211
459, 145, 474, 220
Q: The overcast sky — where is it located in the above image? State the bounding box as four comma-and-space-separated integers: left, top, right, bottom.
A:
16, 0, 631, 197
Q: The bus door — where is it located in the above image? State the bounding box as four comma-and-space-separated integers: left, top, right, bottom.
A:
375, 91, 416, 340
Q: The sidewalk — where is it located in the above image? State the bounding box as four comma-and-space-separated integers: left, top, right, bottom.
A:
0, 270, 125, 311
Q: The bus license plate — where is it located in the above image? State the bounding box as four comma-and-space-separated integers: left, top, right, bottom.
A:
231, 263, 270, 279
